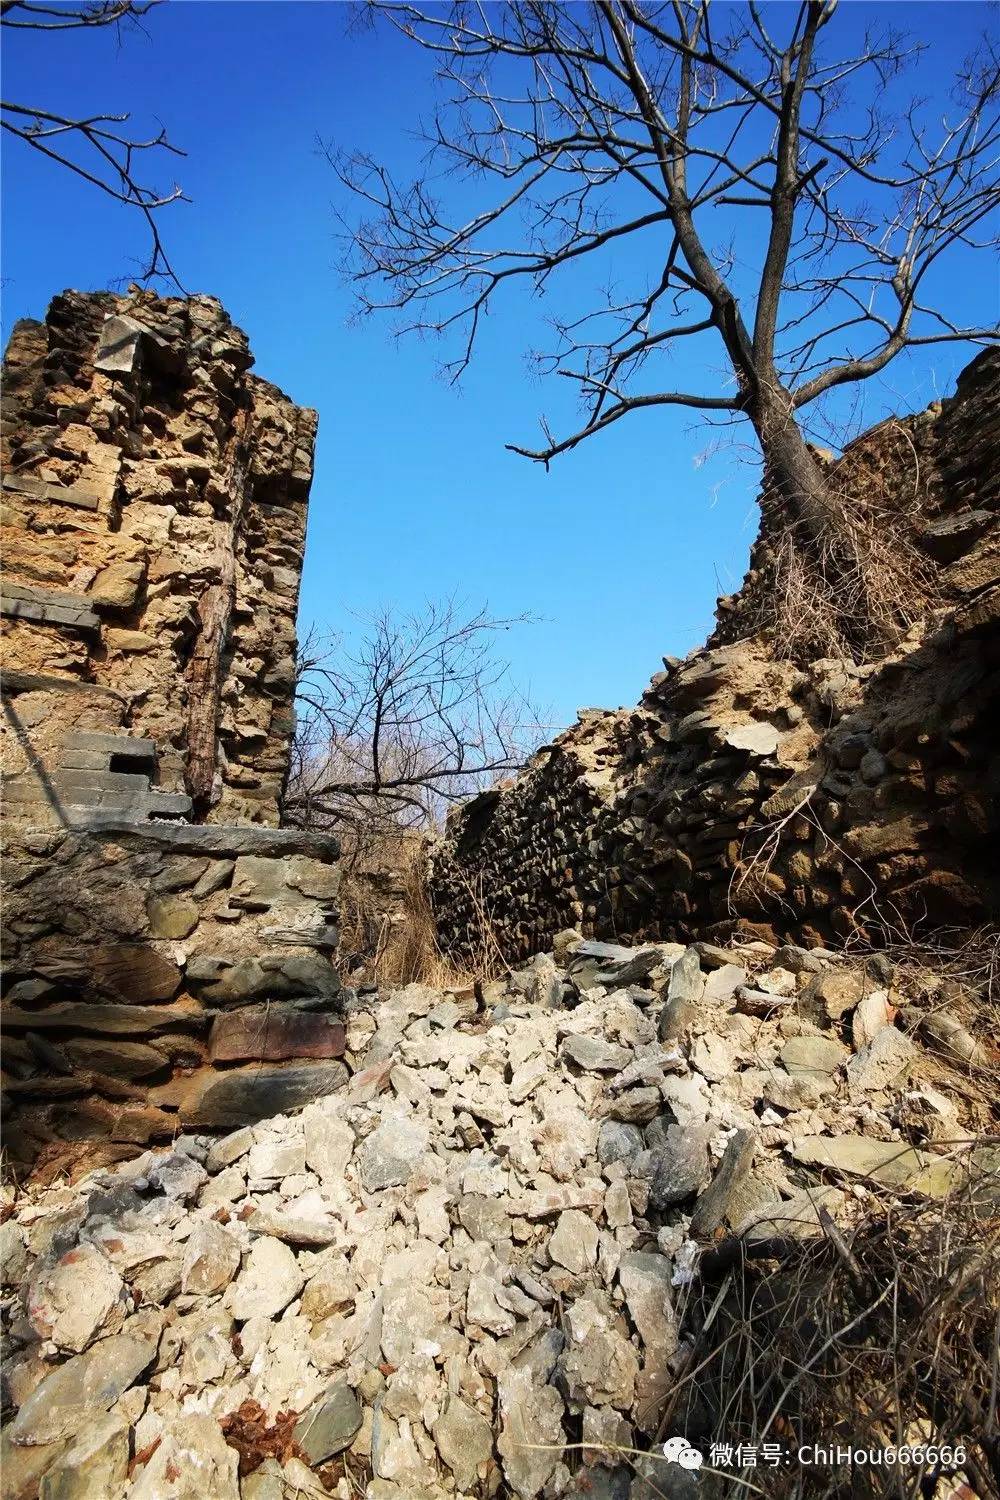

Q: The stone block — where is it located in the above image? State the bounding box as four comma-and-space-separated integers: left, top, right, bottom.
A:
63, 733, 157, 761
181, 1059, 349, 1128
147, 893, 199, 939
209, 1007, 347, 1063
90, 944, 183, 1004
3, 471, 101, 511
0, 580, 100, 633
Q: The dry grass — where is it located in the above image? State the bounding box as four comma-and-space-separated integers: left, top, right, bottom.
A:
658, 1170, 1000, 1499
337, 834, 507, 989
764, 498, 941, 665
751, 425, 944, 666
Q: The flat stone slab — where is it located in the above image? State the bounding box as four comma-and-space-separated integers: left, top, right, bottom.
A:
209, 1008, 346, 1063
792, 1135, 964, 1196
182, 1059, 349, 1128
68, 820, 340, 862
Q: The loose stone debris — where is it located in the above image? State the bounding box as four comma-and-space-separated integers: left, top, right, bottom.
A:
0, 936, 995, 1499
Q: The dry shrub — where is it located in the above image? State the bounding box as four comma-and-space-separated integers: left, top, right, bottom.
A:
337, 832, 506, 988
751, 425, 944, 665
765, 500, 940, 665
664, 1167, 1000, 1498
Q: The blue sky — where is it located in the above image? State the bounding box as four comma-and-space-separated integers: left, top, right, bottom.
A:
3, 1, 997, 731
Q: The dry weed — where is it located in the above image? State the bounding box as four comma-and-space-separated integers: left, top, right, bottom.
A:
751, 430, 943, 665
661, 1170, 1000, 1499
337, 834, 507, 989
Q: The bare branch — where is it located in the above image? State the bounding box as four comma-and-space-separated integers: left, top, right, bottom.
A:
336, 0, 999, 533
284, 600, 544, 835
2, 1, 185, 285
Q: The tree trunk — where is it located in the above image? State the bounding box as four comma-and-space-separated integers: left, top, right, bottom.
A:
751, 387, 836, 543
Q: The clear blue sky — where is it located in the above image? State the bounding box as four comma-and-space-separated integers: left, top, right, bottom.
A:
3, 2, 997, 730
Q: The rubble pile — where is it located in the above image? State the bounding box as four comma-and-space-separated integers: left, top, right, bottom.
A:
2, 936, 994, 1499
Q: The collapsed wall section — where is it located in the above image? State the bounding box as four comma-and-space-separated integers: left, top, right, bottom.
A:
1, 290, 344, 1172
432, 350, 1000, 962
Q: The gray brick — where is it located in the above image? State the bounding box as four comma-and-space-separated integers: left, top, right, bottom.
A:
0, 582, 100, 634
145, 790, 194, 817
2, 472, 102, 511
51, 769, 150, 793
1, 781, 47, 804
64, 732, 157, 760
57, 749, 112, 771
0, 580, 97, 611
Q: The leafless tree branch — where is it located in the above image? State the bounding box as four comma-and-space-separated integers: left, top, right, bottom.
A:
334, 1, 1000, 544
2, 0, 186, 285
283, 598, 544, 835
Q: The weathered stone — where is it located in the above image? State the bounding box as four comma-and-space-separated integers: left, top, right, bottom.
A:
129, 1414, 240, 1500
618, 1252, 677, 1357
146, 893, 199, 940
303, 1107, 354, 1183
802, 969, 866, 1023
458, 1194, 511, 1243
605, 1087, 661, 1124
180, 1221, 241, 1295
294, 1382, 363, 1463
226, 1237, 303, 1320
10, 1324, 158, 1444
357, 1115, 430, 1192
780, 1034, 848, 1079
689, 1130, 774, 1238
0, 1221, 31, 1286
37, 1414, 129, 1500
247, 1209, 339, 1247
559, 1291, 639, 1411
549, 1209, 599, 1274
561, 1034, 632, 1072
209, 1007, 346, 1064
433, 1395, 494, 1491
63, 1038, 167, 1079
657, 948, 704, 1040
846, 1026, 917, 1098
497, 1364, 565, 1499
597, 1121, 644, 1166
792, 1135, 963, 1195
719, 720, 781, 756
27, 1243, 127, 1353
183, 1060, 349, 1127
90, 945, 182, 1004
300, 1252, 356, 1323
205, 1126, 254, 1172
648, 1122, 712, 1211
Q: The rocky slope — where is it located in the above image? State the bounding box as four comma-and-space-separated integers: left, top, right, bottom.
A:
2, 935, 996, 1499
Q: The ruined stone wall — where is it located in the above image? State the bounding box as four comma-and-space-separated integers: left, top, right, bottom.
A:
1, 291, 345, 1171
432, 351, 1000, 963
1, 288, 316, 824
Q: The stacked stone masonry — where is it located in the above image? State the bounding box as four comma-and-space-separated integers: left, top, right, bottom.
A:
2, 288, 316, 825
1, 290, 344, 1169
432, 350, 1000, 964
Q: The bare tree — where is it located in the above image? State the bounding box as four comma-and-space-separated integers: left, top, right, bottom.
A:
2, 0, 186, 285
335, 3, 999, 589
283, 598, 541, 835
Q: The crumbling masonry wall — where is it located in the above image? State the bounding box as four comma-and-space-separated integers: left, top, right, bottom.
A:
431, 350, 1000, 962
2, 288, 316, 823
1, 291, 345, 1171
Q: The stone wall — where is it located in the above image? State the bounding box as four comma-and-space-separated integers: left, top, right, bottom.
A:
431, 350, 1000, 963
1, 291, 343, 1171
2, 288, 316, 824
